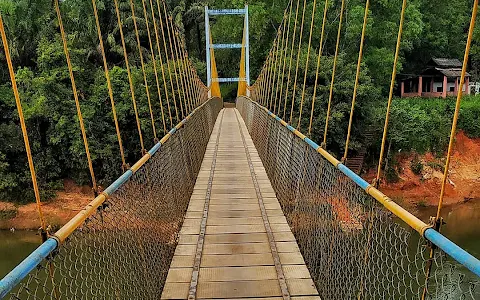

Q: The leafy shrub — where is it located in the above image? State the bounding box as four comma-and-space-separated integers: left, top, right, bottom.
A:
410, 158, 423, 175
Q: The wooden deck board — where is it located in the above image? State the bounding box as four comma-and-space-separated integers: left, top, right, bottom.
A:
161, 108, 319, 299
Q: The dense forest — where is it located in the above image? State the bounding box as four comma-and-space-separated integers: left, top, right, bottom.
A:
0, 0, 479, 203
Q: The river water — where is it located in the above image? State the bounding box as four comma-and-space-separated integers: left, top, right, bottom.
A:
1, 200, 479, 282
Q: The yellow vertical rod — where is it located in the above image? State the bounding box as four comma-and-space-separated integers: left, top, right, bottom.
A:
148, 0, 173, 128
176, 34, 193, 110
263, 53, 272, 106
160, 0, 184, 119
91, 0, 127, 169
436, 0, 477, 219
289, 0, 307, 124
297, 0, 318, 130
260, 58, 268, 106
375, 0, 407, 184
141, 0, 167, 133
169, 18, 189, 114
129, 0, 158, 142
155, 0, 179, 122
0, 14, 46, 231
269, 28, 282, 111
342, 0, 370, 161
54, 0, 98, 193
279, 0, 294, 117
273, 15, 288, 114
113, 0, 145, 154
323, 0, 345, 147
171, 22, 191, 114
181, 46, 194, 111
308, 0, 329, 136
184, 48, 197, 110
283, 0, 301, 120
267, 47, 277, 109
187, 59, 200, 107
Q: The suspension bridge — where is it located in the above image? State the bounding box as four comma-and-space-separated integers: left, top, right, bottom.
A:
0, 0, 479, 299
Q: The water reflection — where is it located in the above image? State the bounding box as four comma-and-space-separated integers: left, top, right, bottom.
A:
415, 199, 480, 258
0, 230, 41, 278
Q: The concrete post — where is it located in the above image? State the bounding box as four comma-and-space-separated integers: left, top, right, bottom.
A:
466, 76, 470, 95
454, 77, 458, 95
442, 76, 447, 98
418, 76, 422, 96
400, 81, 405, 98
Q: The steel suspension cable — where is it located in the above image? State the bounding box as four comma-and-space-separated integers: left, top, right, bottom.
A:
148, 0, 173, 128
269, 26, 283, 111
181, 45, 197, 111
374, 0, 406, 185
283, 0, 301, 120
129, 0, 158, 142
160, 1, 184, 119
154, 0, 179, 122
297, 0, 318, 130
422, 4, 478, 299
263, 51, 273, 106
273, 13, 288, 115
307, 0, 329, 136
288, 0, 307, 124
6, 10, 62, 292
140, 0, 167, 134
180, 45, 194, 111
342, 0, 370, 161
268, 40, 279, 109
91, 0, 128, 170
113, 0, 146, 154
54, 0, 98, 195
0, 14, 47, 232
323, 0, 345, 147
278, 0, 294, 117
261, 53, 271, 104
169, 18, 190, 114
436, 0, 478, 224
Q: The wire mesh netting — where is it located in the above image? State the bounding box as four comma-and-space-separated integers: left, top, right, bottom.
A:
237, 96, 480, 300
6, 98, 222, 300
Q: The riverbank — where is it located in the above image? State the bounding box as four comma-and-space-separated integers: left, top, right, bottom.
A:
365, 131, 480, 209
0, 180, 92, 230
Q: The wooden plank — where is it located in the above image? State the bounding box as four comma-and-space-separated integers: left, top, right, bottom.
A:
204, 233, 269, 244
197, 280, 282, 298
174, 244, 196, 256
201, 253, 274, 267
206, 224, 266, 234
203, 243, 271, 254
178, 234, 199, 245
208, 204, 260, 211
170, 255, 195, 268
208, 210, 261, 218
282, 265, 312, 279
279, 252, 305, 265
165, 268, 193, 283
207, 217, 264, 225
286, 279, 319, 296
198, 266, 277, 282
161, 282, 189, 299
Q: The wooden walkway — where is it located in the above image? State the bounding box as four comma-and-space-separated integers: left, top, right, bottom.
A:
161, 108, 320, 299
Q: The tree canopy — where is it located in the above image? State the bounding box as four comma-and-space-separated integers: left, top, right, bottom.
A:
0, 0, 478, 202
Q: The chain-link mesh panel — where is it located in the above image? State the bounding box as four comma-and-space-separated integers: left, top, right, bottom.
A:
6, 98, 222, 300
237, 96, 480, 300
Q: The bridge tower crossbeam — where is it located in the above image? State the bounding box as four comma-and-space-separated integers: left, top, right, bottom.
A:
205, 5, 250, 93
